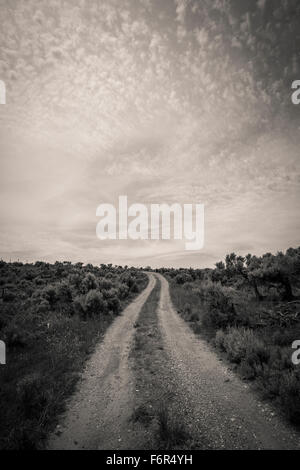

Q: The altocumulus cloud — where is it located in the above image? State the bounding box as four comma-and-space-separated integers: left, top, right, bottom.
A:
0, 0, 299, 267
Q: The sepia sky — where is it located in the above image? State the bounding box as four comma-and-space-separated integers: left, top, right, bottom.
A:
0, 0, 300, 268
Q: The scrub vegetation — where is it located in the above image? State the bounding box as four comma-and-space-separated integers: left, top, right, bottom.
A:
0, 260, 147, 449
157, 247, 300, 426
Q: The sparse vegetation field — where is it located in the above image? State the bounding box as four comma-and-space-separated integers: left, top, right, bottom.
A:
0, 260, 147, 449
157, 247, 300, 426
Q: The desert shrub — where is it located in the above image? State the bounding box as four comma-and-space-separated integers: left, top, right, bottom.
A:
102, 286, 115, 299
183, 303, 192, 315
214, 329, 226, 350
157, 405, 190, 449
130, 282, 139, 293
37, 299, 50, 313
67, 273, 82, 289
193, 279, 214, 300
189, 312, 200, 323
104, 271, 113, 279
194, 282, 237, 329
72, 295, 86, 318
174, 273, 193, 285
271, 329, 298, 347
80, 273, 98, 294
103, 288, 121, 314
215, 327, 269, 366
23, 270, 35, 281
2, 288, 17, 301
118, 283, 129, 299
3, 322, 32, 349
16, 373, 49, 419
258, 363, 284, 398
98, 278, 113, 290
202, 284, 237, 329
239, 359, 257, 380
55, 281, 72, 303
278, 370, 300, 424
257, 366, 300, 424
40, 285, 57, 307
120, 273, 135, 289
107, 296, 121, 314
18, 280, 34, 297
84, 289, 106, 317
232, 301, 257, 328
269, 346, 293, 371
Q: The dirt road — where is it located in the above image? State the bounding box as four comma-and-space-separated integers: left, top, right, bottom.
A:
48, 273, 156, 450
49, 272, 300, 450
156, 273, 300, 450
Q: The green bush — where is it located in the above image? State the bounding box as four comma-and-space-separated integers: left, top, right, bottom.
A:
174, 273, 193, 285
279, 371, 300, 424
3, 322, 31, 348
183, 303, 192, 315
84, 289, 106, 317
55, 281, 72, 303
118, 283, 129, 299
130, 282, 139, 293
73, 295, 86, 318
2, 289, 16, 302
37, 299, 50, 313
105, 288, 121, 314
16, 373, 49, 419
215, 327, 269, 366
198, 283, 237, 329
40, 285, 57, 307
80, 273, 98, 294
99, 278, 113, 290
214, 329, 226, 350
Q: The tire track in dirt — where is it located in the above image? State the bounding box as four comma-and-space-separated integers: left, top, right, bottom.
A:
48, 273, 156, 450
128, 276, 195, 449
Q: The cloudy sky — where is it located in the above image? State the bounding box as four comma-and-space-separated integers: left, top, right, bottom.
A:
0, 0, 299, 268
